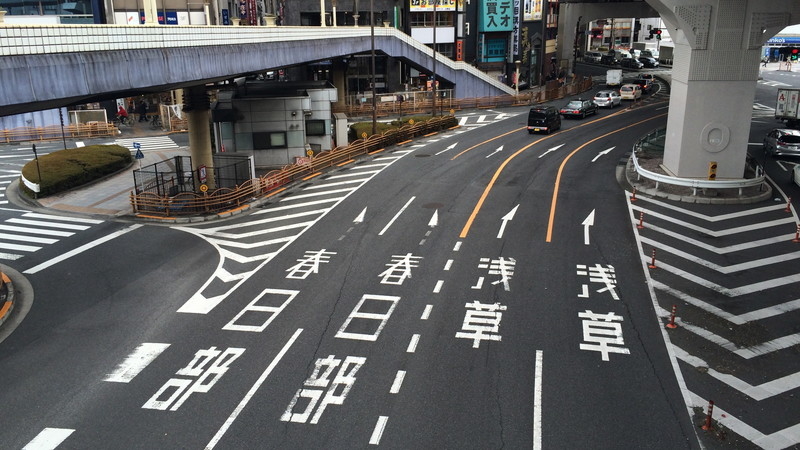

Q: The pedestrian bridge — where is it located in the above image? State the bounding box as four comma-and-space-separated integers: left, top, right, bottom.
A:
0, 24, 514, 116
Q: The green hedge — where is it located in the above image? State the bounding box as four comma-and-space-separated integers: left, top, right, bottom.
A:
21, 145, 132, 197
348, 115, 434, 142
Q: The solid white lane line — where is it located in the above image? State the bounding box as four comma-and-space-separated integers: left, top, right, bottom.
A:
104, 343, 170, 383
24, 224, 142, 274
369, 416, 389, 445
22, 428, 74, 450
206, 328, 303, 449
533, 350, 543, 450
406, 334, 420, 353
390, 370, 406, 394
378, 197, 415, 236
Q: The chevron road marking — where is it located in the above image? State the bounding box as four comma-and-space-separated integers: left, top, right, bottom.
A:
631, 195, 789, 221
639, 236, 800, 273
632, 220, 796, 253
630, 205, 796, 237
652, 281, 800, 325
642, 256, 800, 296
686, 391, 800, 449
212, 235, 299, 250
673, 346, 800, 401
278, 187, 357, 201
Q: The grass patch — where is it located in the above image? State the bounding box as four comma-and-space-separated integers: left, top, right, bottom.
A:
21, 145, 132, 197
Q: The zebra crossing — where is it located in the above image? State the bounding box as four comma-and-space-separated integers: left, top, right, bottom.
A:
113, 136, 179, 151
627, 192, 800, 448
0, 169, 21, 206
174, 148, 418, 314
0, 212, 103, 260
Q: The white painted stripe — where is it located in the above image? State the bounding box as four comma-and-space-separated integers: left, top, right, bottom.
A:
327, 170, 381, 179
104, 342, 170, 383
0, 241, 41, 252
280, 187, 356, 201
647, 256, 800, 296
453, 241, 462, 251
198, 209, 326, 234
640, 236, 800, 273
23, 212, 103, 224
0, 224, 73, 237
633, 195, 788, 221
390, 371, 406, 394
0, 252, 23, 260
7, 218, 90, 231
369, 416, 389, 445
303, 179, 364, 189
433, 280, 444, 293
673, 346, 800, 400
533, 350, 543, 450
444, 259, 453, 270
0, 232, 58, 244
211, 235, 295, 250
254, 198, 338, 214
636, 221, 795, 253
351, 163, 392, 170
22, 428, 75, 450
373, 155, 404, 161
24, 224, 142, 274
205, 221, 315, 240
421, 304, 433, 320
406, 334, 420, 353
206, 329, 303, 449
378, 196, 415, 236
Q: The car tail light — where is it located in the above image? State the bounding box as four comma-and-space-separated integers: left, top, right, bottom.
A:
777, 140, 786, 146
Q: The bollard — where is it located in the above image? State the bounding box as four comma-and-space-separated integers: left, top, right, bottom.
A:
793, 225, 800, 244
786, 197, 793, 213
637, 211, 645, 229
630, 188, 638, 202
701, 400, 714, 431
648, 248, 657, 269
665, 305, 678, 329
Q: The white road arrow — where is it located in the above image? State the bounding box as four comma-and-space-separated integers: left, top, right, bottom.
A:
582, 209, 596, 245
435, 142, 458, 155
486, 145, 504, 158
429, 210, 439, 227
538, 144, 565, 159
354, 207, 367, 224
497, 204, 519, 238
591, 146, 616, 163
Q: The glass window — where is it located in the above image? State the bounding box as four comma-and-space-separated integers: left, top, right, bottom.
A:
306, 120, 327, 136
253, 131, 287, 149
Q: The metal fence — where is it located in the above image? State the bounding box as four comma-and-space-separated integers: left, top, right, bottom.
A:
132, 155, 195, 196
214, 154, 254, 188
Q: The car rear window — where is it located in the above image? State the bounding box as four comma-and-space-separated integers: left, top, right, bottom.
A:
529, 111, 548, 119
566, 101, 583, 108
781, 135, 800, 144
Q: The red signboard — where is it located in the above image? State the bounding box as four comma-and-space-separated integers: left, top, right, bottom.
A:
456, 40, 463, 61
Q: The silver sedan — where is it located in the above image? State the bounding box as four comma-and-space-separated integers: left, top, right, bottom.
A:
764, 128, 800, 156
593, 90, 621, 108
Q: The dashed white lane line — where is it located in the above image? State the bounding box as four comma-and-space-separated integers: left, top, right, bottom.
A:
22, 428, 74, 450
390, 370, 406, 394
406, 334, 420, 353
369, 416, 389, 445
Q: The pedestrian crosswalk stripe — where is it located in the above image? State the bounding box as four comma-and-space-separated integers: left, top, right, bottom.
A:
23, 212, 103, 224
0, 232, 58, 244
0, 242, 41, 252
0, 212, 104, 261
0, 224, 74, 237
7, 218, 90, 230
115, 136, 179, 151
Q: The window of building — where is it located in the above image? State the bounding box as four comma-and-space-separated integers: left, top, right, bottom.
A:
483, 38, 506, 62
253, 131, 287, 149
409, 12, 453, 27
306, 120, 327, 136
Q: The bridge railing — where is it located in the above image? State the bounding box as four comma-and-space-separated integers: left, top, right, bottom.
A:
0, 122, 118, 143
130, 115, 458, 217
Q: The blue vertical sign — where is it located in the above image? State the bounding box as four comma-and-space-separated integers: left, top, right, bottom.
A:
222, 9, 230, 25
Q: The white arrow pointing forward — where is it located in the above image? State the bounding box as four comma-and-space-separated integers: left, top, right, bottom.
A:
435, 142, 458, 155
354, 207, 367, 224
538, 144, 565, 159
582, 209, 596, 245
497, 204, 519, 238
486, 145, 504, 158
591, 146, 616, 163
429, 210, 439, 227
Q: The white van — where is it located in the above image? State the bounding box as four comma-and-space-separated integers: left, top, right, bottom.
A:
606, 49, 632, 63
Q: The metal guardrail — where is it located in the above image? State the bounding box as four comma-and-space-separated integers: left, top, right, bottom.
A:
130, 115, 458, 217
631, 129, 767, 196
0, 122, 118, 143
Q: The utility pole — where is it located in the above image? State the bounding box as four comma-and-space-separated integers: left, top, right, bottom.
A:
431, 0, 437, 117
371, 0, 377, 135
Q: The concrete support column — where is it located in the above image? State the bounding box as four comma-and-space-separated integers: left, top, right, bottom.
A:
652, 0, 794, 179
183, 86, 215, 190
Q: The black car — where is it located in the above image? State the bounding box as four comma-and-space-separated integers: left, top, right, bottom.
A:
559, 99, 599, 119
632, 78, 653, 93
638, 56, 659, 68
527, 105, 562, 134
619, 57, 644, 69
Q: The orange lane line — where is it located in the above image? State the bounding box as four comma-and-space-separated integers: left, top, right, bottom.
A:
368, 148, 385, 155
545, 112, 667, 242
265, 187, 288, 198
0, 300, 11, 319
337, 159, 355, 167
424, 132, 438, 137
302, 172, 322, 181
450, 127, 525, 161
397, 139, 413, 145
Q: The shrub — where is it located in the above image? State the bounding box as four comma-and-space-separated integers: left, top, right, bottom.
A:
21, 145, 132, 197
348, 115, 434, 142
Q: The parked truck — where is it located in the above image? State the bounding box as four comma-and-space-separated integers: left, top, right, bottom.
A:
776, 88, 800, 128
606, 69, 623, 88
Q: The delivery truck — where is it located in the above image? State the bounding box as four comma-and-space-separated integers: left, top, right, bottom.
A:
606, 69, 623, 88
776, 88, 800, 128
